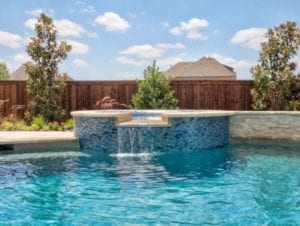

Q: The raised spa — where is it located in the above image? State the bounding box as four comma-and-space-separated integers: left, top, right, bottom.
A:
71, 110, 233, 152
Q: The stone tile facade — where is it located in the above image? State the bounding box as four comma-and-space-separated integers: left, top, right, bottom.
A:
230, 113, 300, 140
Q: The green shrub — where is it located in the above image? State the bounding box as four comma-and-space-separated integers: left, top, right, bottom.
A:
49, 121, 60, 131
2, 121, 15, 131
132, 61, 178, 109
0, 117, 74, 131
1, 119, 29, 131
31, 115, 47, 129
15, 120, 28, 130
30, 124, 40, 131
64, 119, 74, 130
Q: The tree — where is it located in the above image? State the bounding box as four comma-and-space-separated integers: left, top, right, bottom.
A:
132, 61, 178, 109
0, 62, 10, 80
251, 21, 300, 110
26, 13, 71, 121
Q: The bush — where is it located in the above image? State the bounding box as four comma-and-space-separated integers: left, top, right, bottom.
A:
63, 119, 74, 130
15, 120, 27, 130
30, 124, 40, 131
132, 61, 178, 109
31, 115, 47, 129
49, 121, 60, 131
1, 121, 15, 131
0, 117, 74, 131
1, 119, 29, 131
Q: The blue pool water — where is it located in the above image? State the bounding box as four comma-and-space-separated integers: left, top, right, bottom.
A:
0, 141, 299, 225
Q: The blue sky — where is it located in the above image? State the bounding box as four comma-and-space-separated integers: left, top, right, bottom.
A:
0, 0, 299, 80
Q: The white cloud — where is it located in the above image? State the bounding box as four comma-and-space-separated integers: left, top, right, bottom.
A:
116, 56, 147, 66
120, 43, 185, 59
95, 12, 130, 32
54, 19, 86, 37
72, 59, 88, 68
66, 40, 89, 54
157, 57, 184, 66
170, 18, 209, 39
121, 45, 165, 59
26, 8, 55, 17
231, 28, 267, 50
209, 53, 255, 69
25, 18, 87, 37
156, 43, 185, 49
117, 43, 185, 67
13, 53, 31, 64
23, 37, 31, 45
116, 56, 184, 68
0, 30, 22, 49
24, 18, 36, 30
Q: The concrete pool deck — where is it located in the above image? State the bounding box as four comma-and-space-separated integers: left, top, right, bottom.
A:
0, 131, 78, 151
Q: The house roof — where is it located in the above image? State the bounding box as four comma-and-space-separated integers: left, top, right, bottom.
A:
165, 57, 236, 78
9, 62, 73, 81
9, 62, 32, 80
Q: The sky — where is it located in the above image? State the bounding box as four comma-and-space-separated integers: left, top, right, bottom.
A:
0, 0, 299, 80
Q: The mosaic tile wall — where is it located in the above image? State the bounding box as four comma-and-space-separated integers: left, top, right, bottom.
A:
74, 117, 119, 152
74, 116, 230, 152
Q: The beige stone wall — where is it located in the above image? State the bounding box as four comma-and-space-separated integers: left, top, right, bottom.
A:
230, 112, 300, 141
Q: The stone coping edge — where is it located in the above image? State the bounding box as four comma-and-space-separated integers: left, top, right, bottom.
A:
232, 111, 300, 116
118, 120, 170, 128
71, 110, 235, 118
71, 110, 132, 118
162, 111, 233, 118
72, 110, 300, 117
0, 131, 77, 145
71, 110, 300, 127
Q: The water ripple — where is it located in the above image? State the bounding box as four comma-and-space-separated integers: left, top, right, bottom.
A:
0, 143, 299, 225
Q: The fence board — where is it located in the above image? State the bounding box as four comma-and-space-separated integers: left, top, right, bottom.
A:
0, 80, 254, 117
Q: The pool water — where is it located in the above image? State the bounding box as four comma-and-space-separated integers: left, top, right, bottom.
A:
0, 141, 299, 225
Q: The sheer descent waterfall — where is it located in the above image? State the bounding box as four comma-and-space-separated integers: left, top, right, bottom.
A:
72, 110, 231, 152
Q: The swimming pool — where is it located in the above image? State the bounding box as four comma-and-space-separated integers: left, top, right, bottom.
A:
0, 140, 299, 225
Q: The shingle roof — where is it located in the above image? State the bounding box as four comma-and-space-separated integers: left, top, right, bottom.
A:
165, 57, 236, 78
9, 62, 74, 81
9, 62, 32, 80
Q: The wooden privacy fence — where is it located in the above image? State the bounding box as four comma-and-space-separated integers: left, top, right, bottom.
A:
0, 80, 254, 116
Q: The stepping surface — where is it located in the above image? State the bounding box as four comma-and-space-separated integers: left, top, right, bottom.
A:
118, 119, 170, 127
0, 131, 76, 145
